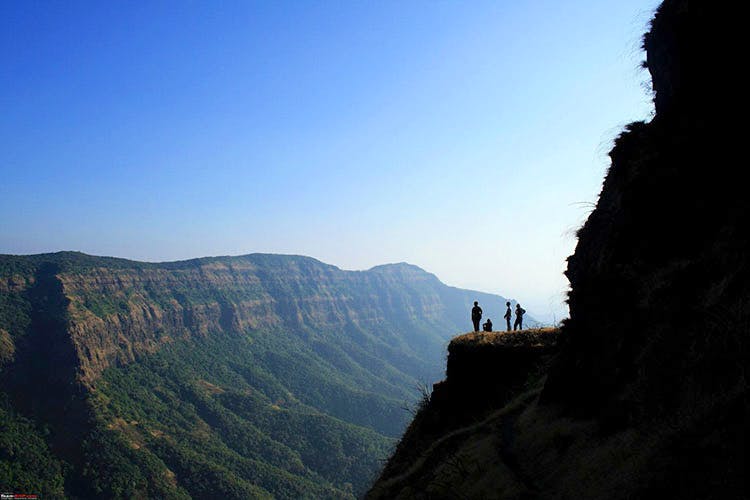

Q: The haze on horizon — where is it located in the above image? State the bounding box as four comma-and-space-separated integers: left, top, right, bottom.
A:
1, 1, 659, 323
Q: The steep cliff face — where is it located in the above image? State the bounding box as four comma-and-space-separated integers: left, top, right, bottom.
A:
370, 329, 559, 499
543, 0, 746, 431
0, 251, 517, 497
2, 253, 491, 388
369, 1, 746, 497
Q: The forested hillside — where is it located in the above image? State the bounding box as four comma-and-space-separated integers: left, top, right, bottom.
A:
0, 251, 517, 498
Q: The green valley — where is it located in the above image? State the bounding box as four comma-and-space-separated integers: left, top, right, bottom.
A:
0, 251, 519, 498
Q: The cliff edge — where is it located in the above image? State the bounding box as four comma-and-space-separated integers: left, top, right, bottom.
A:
368, 1, 746, 498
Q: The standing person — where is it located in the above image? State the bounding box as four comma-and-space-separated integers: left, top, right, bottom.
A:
471, 301, 483, 332
513, 303, 526, 331
503, 301, 512, 331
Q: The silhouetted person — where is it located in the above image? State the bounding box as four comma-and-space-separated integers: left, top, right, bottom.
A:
482, 318, 493, 332
471, 301, 482, 332
513, 304, 526, 330
504, 301, 512, 331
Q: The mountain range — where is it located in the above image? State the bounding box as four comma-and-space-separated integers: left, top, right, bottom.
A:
0, 251, 523, 498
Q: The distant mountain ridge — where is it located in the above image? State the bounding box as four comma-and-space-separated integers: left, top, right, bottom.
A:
0, 251, 522, 498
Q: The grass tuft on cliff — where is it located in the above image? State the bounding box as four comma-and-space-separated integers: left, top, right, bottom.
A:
452, 328, 559, 347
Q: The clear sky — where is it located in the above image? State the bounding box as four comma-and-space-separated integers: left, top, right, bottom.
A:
1, 1, 659, 322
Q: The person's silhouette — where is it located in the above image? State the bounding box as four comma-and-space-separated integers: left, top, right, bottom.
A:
471, 301, 482, 332
482, 318, 493, 332
503, 301, 512, 331
513, 304, 526, 330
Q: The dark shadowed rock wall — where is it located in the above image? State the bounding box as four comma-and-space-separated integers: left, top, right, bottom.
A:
544, 0, 746, 425
369, 1, 746, 498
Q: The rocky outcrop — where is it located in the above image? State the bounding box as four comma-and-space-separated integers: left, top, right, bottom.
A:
435, 329, 559, 419
371, 329, 559, 497
445, 329, 559, 388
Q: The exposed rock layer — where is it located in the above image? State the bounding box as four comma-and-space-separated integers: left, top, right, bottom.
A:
1, 251, 520, 496
2, 253, 511, 388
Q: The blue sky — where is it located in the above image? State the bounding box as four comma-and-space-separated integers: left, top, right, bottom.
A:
1, 1, 659, 322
